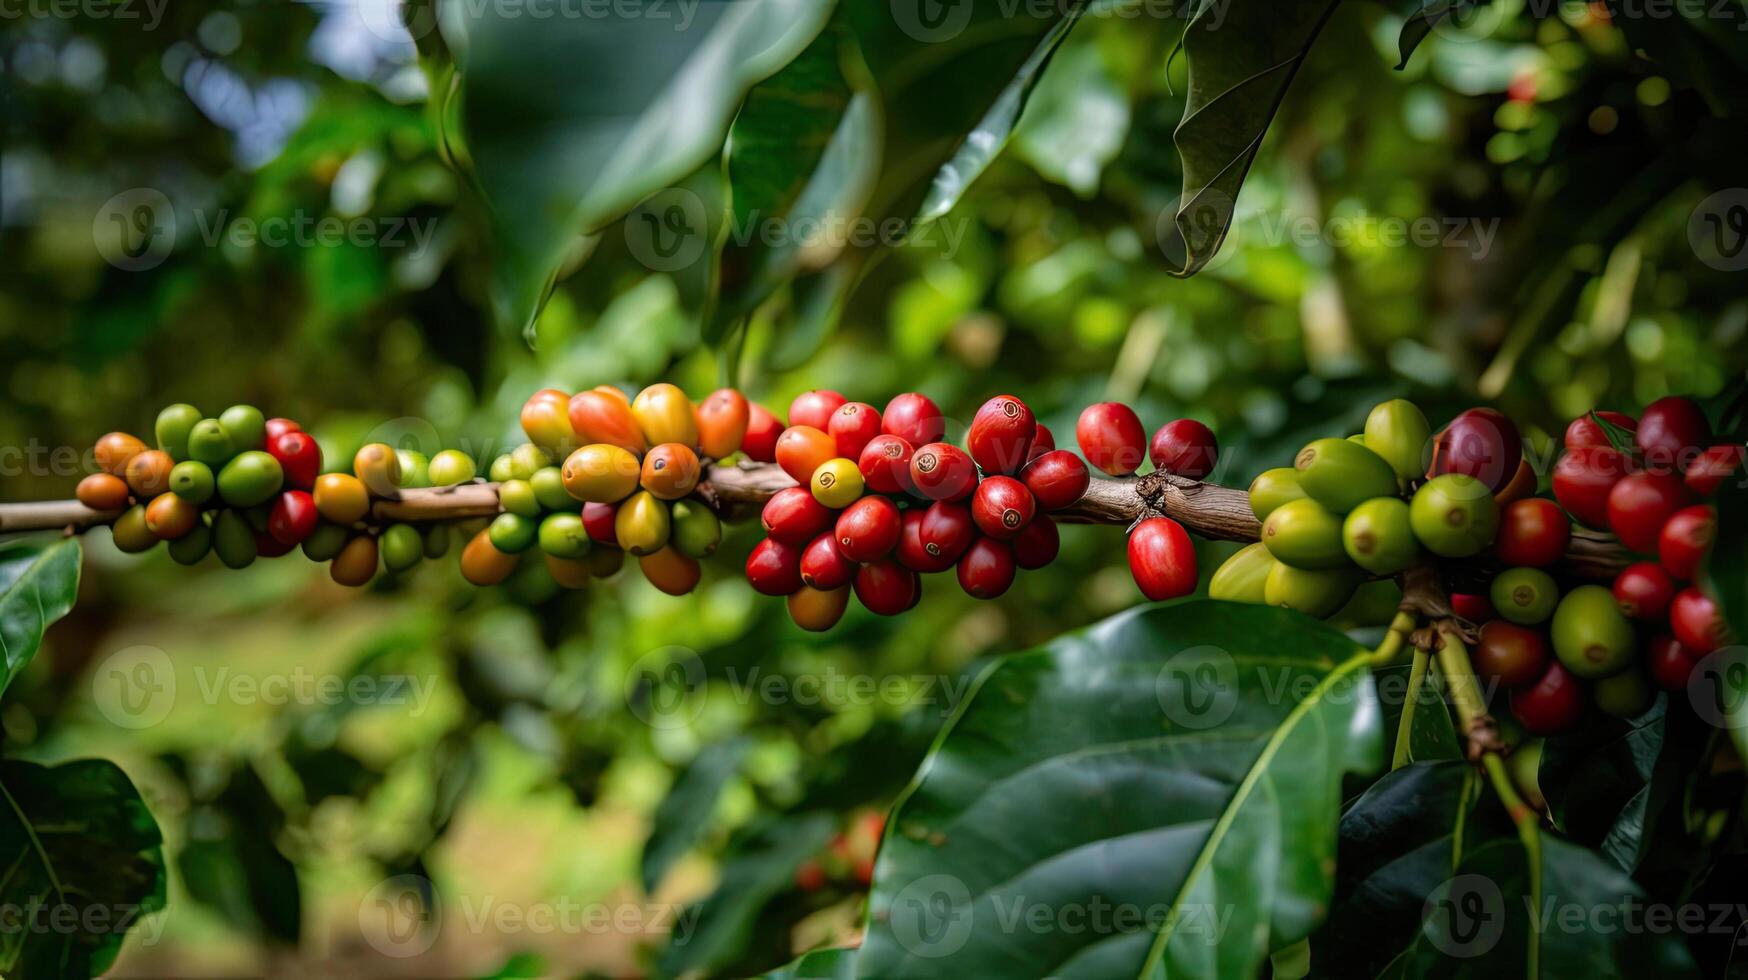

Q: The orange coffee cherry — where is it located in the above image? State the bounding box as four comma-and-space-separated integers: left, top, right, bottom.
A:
641, 443, 701, 500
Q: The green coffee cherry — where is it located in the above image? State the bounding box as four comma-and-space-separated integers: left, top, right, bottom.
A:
212, 510, 257, 569
428, 450, 476, 486
1551, 584, 1636, 678
423, 525, 451, 559
1409, 474, 1499, 557
489, 454, 517, 483
301, 523, 350, 562
187, 419, 235, 466
1341, 497, 1420, 575
1594, 669, 1651, 718
1248, 467, 1307, 522
1294, 438, 1399, 513
167, 517, 212, 565
219, 404, 267, 451
670, 501, 722, 559
169, 460, 216, 504
1491, 567, 1558, 625
1208, 542, 1275, 604
498, 479, 541, 518
217, 451, 284, 508
538, 513, 592, 559
1333, 578, 1406, 628
531, 467, 572, 512
1261, 498, 1349, 570
1264, 563, 1362, 619
508, 443, 552, 480
1363, 399, 1431, 485
381, 523, 425, 571
155, 403, 202, 461
395, 450, 431, 489
489, 512, 537, 553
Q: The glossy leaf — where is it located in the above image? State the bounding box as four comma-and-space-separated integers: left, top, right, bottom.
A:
1378, 659, 1463, 766
0, 537, 81, 698
0, 759, 166, 978
1394, 0, 1493, 70
858, 601, 1382, 977
642, 737, 752, 894
761, 945, 859, 979
1163, 0, 1339, 276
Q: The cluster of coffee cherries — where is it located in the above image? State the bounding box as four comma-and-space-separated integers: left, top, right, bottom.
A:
1464, 396, 1740, 734
74, 404, 445, 583
743, 390, 1090, 631
794, 811, 885, 892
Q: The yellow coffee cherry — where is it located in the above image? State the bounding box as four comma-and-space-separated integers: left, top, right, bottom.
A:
562, 444, 641, 503
810, 457, 864, 509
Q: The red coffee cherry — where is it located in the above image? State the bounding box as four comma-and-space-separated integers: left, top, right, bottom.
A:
268, 430, 322, 491
801, 533, 857, 590
742, 403, 783, 462
957, 537, 1016, 599
1494, 498, 1571, 567
919, 500, 975, 565
966, 395, 1036, 475
1685, 444, 1745, 497
1564, 410, 1637, 449
1607, 470, 1689, 553
1021, 450, 1090, 511
1659, 504, 1715, 580
1127, 516, 1196, 602
909, 443, 977, 501
1012, 514, 1060, 570
1670, 586, 1729, 654
1029, 423, 1056, 461
1450, 593, 1496, 622
836, 496, 901, 562
264, 417, 303, 443
267, 490, 318, 546
858, 434, 916, 495
762, 486, 835, 545
746, 537, 805, 596
1148, 419, 1219, 480
896, 507, 953, 573
1076, 402, 1147, 477
582, 502, 619, 545
829, 402, 883, 460
1472, 620, 1549, 688
1553, 446, 1635, 529
854, 560, 919, 616
1612, 561, 1675, 620
881, 392, 946, 447
1646, 635, 1702, 692
1428, 408, 1523, 493
255, 529, 297, 559
1634, 395, 1710, 473
1511, 660, 1584, 735
970, 476, 1035, 540
789, 390, 847, 432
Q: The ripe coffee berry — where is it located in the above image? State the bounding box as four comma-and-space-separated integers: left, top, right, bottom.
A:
1685, 445, 1745, 496
696, 388, 750, 459
1076, 402, 1147, 477
919, 500, 976, 565
582, 502, 619, 545
1634, 396, 1710, 472
1647, 635, 1702, 692
967, 395, 1036, 475
1511, 660, 1584, 735
1450, 593, 1495, 622
1658, 504, 1715, 580
858, 435, 916, 495
801, 533, 857, 590
836, 496, 901, 562
1564, 411, 1636, 450
1148, 419, 1219, 480
1607, 471, 1689, 553
1021, 450, 1090, 511
269, 430, 322, 490
742, 403, 783, 462
855, 560, 919, 616
789, 390, 847, 431
267, 490, 319, 546
1428, 408, 1522, 493
881, 392, 946, 447
1612, 562, 1675, 620
1494, 498, 1570, 567
788, 585, 851, 632
896, 508, 952, 573
762, 487, 835, 544
1472, 620, 1549, 688
829, 402, 883, 460
910, 443, 977, 501
776, 426, 837, 485
1030, 423, 1056, 457
1670, 587, 1728, 654
1553, 446, 1634, 529
970, 476, 1035, 539
746, 537, 805, 596
1127, 517, 1196, 602
958, 537, 1016, 599
1012, 514, 1060, 569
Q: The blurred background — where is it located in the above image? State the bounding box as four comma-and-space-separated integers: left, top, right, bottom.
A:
2, 0, 1746, 975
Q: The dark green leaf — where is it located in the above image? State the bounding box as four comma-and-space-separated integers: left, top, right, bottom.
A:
177, 765, 301, 944
642, 737, 752, 894
1395, 1, 1493, 70
1163, 0, 1339, 276
858, 601, 1383, 977
1378, 660, 1463, 766
1703, 465, 1748, 761
0, 537, 81, 698
760, 945, 860, 979
0, 759, 166, 978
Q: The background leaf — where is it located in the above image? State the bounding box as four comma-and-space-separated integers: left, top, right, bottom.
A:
0, 537, 81, 698
641, 736, 752, 894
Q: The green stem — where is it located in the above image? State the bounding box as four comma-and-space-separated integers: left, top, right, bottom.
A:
1369, 610, 1417, 667
1392, 646, 1431, 771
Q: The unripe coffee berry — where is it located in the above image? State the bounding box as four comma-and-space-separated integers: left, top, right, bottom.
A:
811, 457, 864, 509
